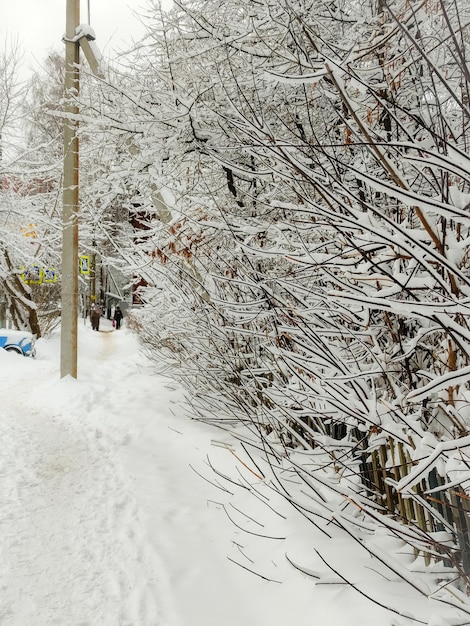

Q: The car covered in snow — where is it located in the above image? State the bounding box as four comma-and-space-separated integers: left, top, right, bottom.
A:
0, 329, 36, 357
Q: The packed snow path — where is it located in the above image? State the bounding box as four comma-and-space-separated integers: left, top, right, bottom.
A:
0, 328, 161, 625
0, 323, 269, 626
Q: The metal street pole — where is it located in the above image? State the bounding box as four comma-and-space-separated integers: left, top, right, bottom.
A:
60, 0, 80, 378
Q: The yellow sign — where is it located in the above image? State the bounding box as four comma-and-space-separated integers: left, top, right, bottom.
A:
21, 266, 43, 284
79, 255, 90, 274
43, 268, 57, 283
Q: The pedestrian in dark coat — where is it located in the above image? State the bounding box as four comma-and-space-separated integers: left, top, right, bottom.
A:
114, 305, 123, 330
90, 305, 101, 331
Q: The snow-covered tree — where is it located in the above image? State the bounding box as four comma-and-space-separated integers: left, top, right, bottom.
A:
0, 40, 48, 335
73, 0, 470, 609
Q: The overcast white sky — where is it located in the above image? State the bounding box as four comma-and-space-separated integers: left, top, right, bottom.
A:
3, 0, 170, 75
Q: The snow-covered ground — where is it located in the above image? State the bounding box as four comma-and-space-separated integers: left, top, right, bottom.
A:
0, 320, 466, 625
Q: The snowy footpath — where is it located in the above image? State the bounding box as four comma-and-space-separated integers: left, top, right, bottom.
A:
0, 322, 298, 626
0, 321, 464, 626
0, 324, 162, 625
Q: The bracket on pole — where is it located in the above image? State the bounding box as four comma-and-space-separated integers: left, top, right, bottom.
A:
62, 24, 103, 78
77, 24, 103, 78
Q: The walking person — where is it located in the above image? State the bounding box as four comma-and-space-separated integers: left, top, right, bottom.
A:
90, 305, 101, 331
113, 305, 123, 330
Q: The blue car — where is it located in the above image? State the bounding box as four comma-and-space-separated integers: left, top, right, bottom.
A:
0, 329, 36, 357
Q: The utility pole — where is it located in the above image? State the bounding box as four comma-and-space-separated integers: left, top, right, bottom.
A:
61, 0, 80, 378
61, 0, 101, 378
